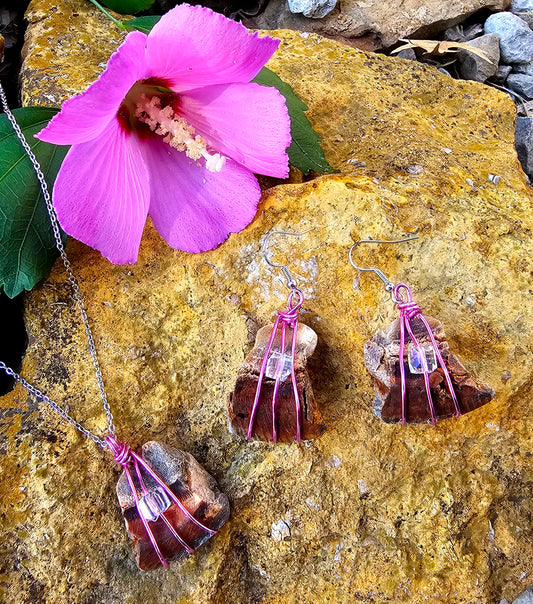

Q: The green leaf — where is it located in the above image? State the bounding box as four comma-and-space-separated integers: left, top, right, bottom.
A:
0, 107, 69, 298
98, 0, 156, 14
123, 15, 161, 34
253, 67, 336, 175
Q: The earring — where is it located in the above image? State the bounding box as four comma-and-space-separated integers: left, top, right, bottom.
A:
227, 230, 325, 443
349, 236, 494, 425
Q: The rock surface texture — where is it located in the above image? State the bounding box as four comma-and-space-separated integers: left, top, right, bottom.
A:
512, 586, 533, 603
2, 0, 533, 602
245, 0, 511, 49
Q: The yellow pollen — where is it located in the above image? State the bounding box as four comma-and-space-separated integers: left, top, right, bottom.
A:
135, 95, 226, 172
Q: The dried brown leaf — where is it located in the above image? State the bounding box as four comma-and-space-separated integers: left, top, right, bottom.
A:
392, 39, 494, 64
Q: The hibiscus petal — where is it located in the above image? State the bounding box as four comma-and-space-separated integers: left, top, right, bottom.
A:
37, 31, 148, 145
143, 139, 260, 253
52, 120, 150, 264
179, 82, 290, 178
145, 4, 279, 92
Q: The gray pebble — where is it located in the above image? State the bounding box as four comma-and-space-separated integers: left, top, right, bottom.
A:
511, 0, 533, 11
458, 33, 500, 82
491, 64, 513, 83
507, 73, 533, 97
396, 48, 417, 61
485, 12, 533, 64
513, 62, 533, 76
512, 585, 533, 604
515, 9, 533, 28
288, 0, 337, 18
444, 22, 484, 42
515, 116, 533, 178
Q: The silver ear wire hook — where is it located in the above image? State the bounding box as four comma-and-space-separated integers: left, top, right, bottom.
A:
349, 235, 419, 293
262, 229, 313, 290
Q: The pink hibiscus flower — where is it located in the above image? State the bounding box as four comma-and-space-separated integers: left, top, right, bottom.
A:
37, 4, 290, 264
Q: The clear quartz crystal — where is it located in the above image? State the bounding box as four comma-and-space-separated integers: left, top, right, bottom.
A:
265, 350, 293, 381
408, 345, 437, 374
137, 486, 172, 522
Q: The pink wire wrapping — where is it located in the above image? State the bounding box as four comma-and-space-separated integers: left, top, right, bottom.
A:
394, 283, 462, 425
246, 288, 305, 443
106, 435, 216, 569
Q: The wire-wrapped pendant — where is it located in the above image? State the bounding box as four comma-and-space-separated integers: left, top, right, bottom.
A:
108, 437, 230, 570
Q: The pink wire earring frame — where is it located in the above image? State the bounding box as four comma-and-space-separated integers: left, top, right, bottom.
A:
350, 236, 461, 425
246, 287, 305, 442
245, 229, 312, 443
391, 282, 461, 425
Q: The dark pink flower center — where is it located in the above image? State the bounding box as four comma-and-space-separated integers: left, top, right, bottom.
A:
117, 78, 225, 172
117, 78, 176, 136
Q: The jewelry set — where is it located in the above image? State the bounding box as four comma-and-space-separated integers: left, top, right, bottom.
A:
0, 85, 494, 570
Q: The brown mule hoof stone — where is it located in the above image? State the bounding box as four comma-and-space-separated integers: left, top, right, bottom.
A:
116, 441, 230, 570
364, 314, 494, 424
227, 322, 325, 442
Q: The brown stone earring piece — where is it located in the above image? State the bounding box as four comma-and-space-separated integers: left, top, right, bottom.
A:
227, 230, 325, 443
350, 236, 494, 425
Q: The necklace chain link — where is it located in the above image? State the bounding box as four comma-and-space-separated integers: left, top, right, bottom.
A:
0, 83, 115, 447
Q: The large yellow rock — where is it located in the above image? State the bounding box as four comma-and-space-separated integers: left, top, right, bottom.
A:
2, 0, 532, 602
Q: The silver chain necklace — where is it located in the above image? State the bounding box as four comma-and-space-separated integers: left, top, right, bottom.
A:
0, 83, 229, 570
0, 83, 114, 447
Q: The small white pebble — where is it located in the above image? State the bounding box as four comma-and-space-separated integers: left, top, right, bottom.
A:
271, 519, 291, 541
488, 520, 495, 541
252, 565, 270, 580
407, 164, 424, 175
346, 158, 366, 167
464, 294, 476, 308
328, 455, 341, 467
